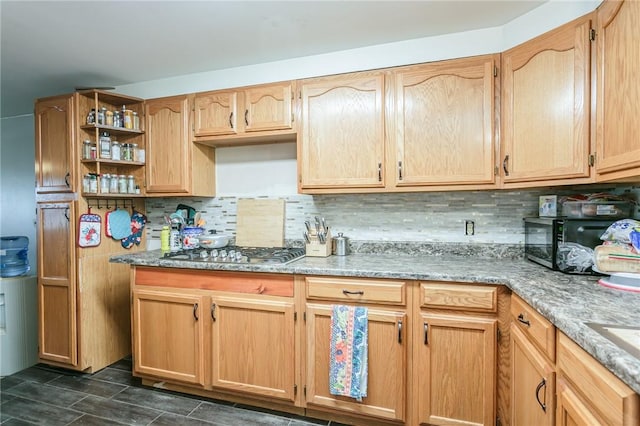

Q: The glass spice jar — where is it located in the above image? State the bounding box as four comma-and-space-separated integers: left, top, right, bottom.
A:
111, 141, 121, 161
99, 132, 111, 159
127, 175, 135, 194
132, 112, 140, 130
118, 174, 127, 194
106, 110, 114, 126
82, 140, 92, 160
89, 174, 98, 193
100, 174, 110, 194
109, 174, 119, 193
122, 143, 132, 161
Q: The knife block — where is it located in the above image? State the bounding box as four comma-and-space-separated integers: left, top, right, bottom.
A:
305, 229, 332, 257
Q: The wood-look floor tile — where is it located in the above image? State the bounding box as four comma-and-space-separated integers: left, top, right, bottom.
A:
112, 386, 201, 416
4, 381, 87, 408
67, 413, 130, 425
1, 396, 83, 425
189, 401, 290, 426
48, 375, 127, 399
70, 395, 162, 425
90, 368, 140, 387
10, 367, 61, 384
150, 412, 217, 426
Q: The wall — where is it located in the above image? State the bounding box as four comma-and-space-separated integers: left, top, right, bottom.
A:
0, 115, 37, 272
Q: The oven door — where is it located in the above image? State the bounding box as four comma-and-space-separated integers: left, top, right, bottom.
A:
524, 218, 555, 269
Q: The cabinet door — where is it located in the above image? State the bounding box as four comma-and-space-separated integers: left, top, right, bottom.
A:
299, 72, 386, 190
244, 82, 293, 132
145, 95, 191, 193
556, 378, 602, 426
37, 201, 77, 366
501, 16, 592, 185
132, 289, 205, 386
305, 304, 406, 422
394, 55, 497, 187
35, 95, 75, 193
209, 295, 296, 401
595, 0, 640, 179
193, 91, 239, 137
510, 324, 555, 426
416, 312, 496, 426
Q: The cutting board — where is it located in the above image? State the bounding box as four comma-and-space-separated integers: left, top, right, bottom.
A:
235, 199, 286, 247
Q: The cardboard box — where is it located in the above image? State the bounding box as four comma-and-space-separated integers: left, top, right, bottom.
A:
539, 195, 558, 217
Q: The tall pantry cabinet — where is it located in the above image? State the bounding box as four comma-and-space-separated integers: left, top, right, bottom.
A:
34, 90, 146, 373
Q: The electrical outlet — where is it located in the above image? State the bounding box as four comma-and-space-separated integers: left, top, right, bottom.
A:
465, 220, 475, 236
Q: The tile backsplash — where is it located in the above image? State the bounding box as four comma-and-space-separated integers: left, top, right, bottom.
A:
145, 185, 640, 250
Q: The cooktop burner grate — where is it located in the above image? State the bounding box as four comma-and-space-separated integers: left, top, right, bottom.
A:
161, 246, 305, 264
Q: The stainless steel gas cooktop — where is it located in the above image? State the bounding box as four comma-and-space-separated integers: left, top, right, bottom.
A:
161, 246, 305, 265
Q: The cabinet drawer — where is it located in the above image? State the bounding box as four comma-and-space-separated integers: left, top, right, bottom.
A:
511, 295, 555, 361
557, 332, 640, 426
135, 267, 293, 297
419, 282, 497, 312
305, 276, 405, 305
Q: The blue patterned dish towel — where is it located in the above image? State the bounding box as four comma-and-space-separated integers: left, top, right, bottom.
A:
329, 305, 368, 401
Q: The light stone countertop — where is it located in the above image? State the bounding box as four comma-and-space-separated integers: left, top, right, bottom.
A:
111, 250, 640, 394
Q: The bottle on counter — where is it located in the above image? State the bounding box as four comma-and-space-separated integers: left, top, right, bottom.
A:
161, 226, 170, 252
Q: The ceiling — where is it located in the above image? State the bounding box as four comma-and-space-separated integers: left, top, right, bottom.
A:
1, 0, 548, 118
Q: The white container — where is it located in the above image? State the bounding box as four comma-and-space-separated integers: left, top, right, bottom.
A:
0, 276, 38, 376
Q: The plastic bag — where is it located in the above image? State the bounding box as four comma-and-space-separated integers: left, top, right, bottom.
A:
556, 242, 594, 274
600, 219, 640, 244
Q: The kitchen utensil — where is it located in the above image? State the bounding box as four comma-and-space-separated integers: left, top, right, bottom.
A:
321, 217, 328, 234
303, 232, 311, 244
305, 221, 312, 233
197, 231, 230, 249
235, 199, 285, 248
78, 209, 101, 247
176, 204, 196, 225
332, 232, 350, 256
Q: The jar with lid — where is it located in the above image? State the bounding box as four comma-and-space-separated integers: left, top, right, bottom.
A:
86, 108, 96, 125
89, 174, 98, 193
130, 143, 138, 162
132, 112, 140, 130
127, 175, 135, 194
123, 109, 133, 129
111, 141, 121, 161
113, 111, 122, 128
118, 174, 127, 194
82, 140, 92, 160
90, 146, 97, 160
109, 174, 119, 193
82, 174, 91, 193
97, 107, 107, 125
106, 110, 114, 126
122, 143, 132, 161
100, 174, 110, 194
99, 132, 111, 159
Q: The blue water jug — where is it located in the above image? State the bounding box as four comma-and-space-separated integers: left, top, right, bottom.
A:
0, 236, 30, 277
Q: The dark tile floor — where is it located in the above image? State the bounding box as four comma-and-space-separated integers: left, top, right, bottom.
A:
0, 358, 348, 426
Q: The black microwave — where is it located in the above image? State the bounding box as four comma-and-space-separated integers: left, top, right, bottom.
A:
523, 217, 616, 273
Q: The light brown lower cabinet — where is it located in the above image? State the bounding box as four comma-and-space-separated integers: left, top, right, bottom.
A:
414, 282, 505, 426
132, 268, 298, 405
556, 332, 640, 426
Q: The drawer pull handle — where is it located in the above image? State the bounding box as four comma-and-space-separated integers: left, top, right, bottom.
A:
535, 378, 547, 412
342, 290, 364, 296
517, 314, 531, 327
211, 303, 216, 321
64, 172, 70, 188
193, 303, 199, 321
424, 323, 429, 345
229, 112, 234, 129
398, 320, 403, 344
503, 154, 510, 176
245, 109, 249, 126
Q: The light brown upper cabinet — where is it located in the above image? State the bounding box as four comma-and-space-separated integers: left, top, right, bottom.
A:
298, 71, 386, 192
193, 81, 296, 146
145, 94, 215, 196
595, 0, 640, 181
35, 94, 75, 193
501, 14, 593, 187
391, 55, 499, 190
